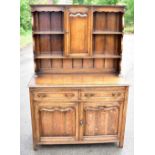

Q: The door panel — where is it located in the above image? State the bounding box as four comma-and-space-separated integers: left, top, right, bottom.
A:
35, 102, 78, 142
84, 106, 119, 136
70, 14, 88, 54
40, 107, 75, 136
82, 102, 122, 141
66, 7, 91, 56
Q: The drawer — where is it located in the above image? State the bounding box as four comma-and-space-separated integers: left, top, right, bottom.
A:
33, 91, 78, 101
81, 90, 125, 101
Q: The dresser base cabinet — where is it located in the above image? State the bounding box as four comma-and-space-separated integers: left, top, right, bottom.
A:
29, 75, 128, 150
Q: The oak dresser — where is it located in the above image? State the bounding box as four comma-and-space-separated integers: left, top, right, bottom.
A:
28, 5, 129, 150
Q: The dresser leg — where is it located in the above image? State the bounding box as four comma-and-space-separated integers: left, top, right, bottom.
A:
33, 143, 38, 150
118, 141, 124, 148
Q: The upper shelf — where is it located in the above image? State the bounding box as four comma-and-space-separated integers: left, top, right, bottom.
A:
31, 5, 125, 13
93, 31, 123, 35
33, 31, 64, 35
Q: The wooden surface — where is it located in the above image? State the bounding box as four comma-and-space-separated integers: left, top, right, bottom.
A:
29, 74, 128, 88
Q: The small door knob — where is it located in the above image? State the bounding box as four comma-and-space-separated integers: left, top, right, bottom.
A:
112, 93, 116, 97
80, 120, 84, 126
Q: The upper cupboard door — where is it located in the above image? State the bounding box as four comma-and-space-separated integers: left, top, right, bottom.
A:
65, 7, 92, 56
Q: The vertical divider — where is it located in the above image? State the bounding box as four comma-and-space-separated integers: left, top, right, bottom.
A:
34, 12, 40, 73
119, 12, 124, 75
104, 12, 107, 53
88, 7, 93, 56
49, 12, 52, 68
64, 6, 69, 56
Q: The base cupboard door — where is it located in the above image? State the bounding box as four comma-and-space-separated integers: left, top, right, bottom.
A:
34, 102, 79, 144
81, 102, 123, 142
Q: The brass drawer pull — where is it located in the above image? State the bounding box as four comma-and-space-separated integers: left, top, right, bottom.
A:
85, 93, 95, 98
112, 92, 121, 97
37, 94, 46, 98
64, 93, 75, 98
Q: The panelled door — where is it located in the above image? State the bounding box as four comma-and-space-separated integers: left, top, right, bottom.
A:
34, 101, 79, 143
80, 101, 123, 142
65, 7, 92, 56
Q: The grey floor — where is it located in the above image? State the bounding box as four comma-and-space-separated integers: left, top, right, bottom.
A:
20, 34, 134, 155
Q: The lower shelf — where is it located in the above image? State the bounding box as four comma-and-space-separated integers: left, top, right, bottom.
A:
35, 53, 121, 59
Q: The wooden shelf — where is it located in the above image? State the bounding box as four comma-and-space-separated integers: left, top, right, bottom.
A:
35, 53, 121, 59
33, 31, 64, 35
35, 53, 63, 59
93, 31, 123, 35
93, 54, 121, 58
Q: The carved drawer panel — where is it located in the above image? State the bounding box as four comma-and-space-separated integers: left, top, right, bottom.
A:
33, 91, 78, 101
81, 89, 125, 101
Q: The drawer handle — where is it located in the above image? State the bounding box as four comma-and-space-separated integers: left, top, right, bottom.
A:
37, 94, 46, 98
80, 120, 84, 126
64, 93, 75, 98
112, 92, 121, 97
85, 93, 95, 98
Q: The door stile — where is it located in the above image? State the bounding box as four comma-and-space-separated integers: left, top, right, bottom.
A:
78, 89, 83, 141
75, 101, 79, 141
117, 101, 123, 139
35, 103, 41, 143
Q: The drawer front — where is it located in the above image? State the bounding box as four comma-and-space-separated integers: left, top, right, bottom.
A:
33, 91, 78, 101
81, 89, 125, 101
